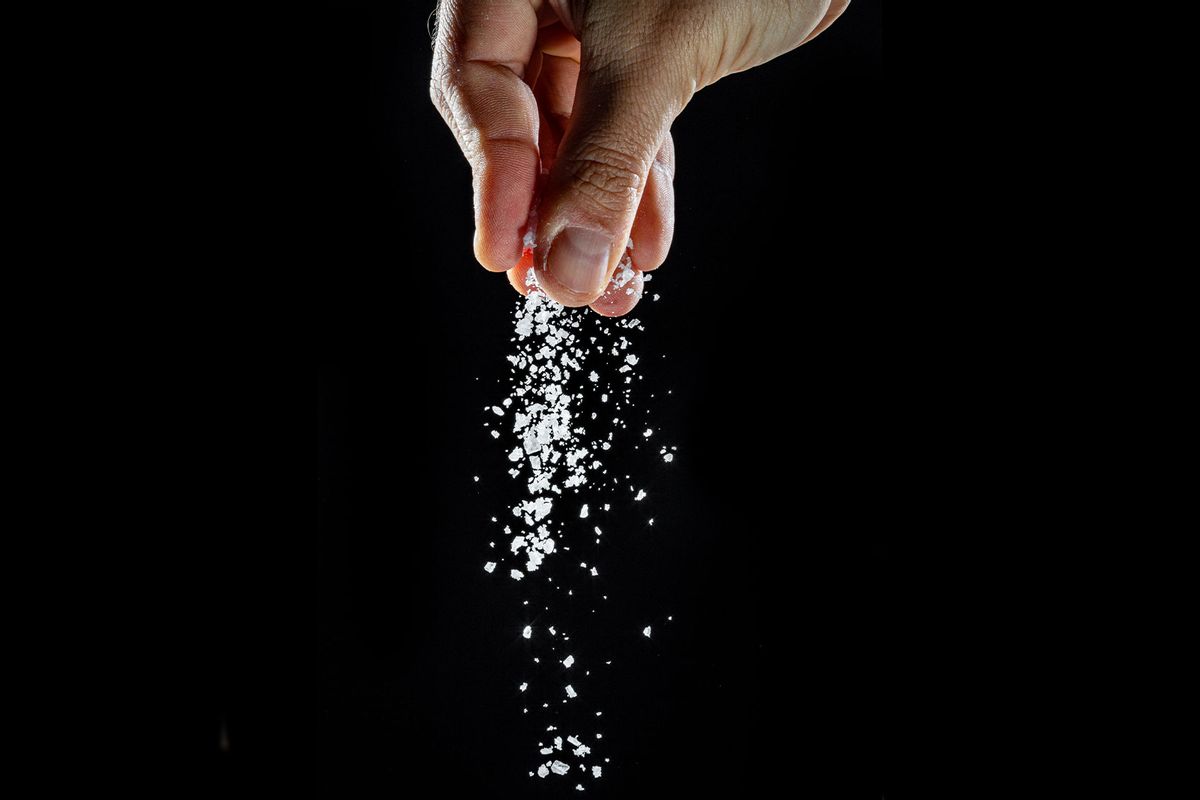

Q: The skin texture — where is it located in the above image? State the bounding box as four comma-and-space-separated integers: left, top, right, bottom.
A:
431, 0, 850, 316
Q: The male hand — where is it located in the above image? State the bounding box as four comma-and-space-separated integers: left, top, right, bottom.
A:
431, 0, 849, 315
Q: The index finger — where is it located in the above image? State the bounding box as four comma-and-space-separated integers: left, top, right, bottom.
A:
430, 0, 544, 272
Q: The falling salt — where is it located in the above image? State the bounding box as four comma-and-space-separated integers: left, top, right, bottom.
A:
481, 261, 677, 781
643, 626, 652, 638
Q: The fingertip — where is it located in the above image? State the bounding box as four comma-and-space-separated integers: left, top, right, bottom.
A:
589, 265, 644, 317
508, 250, 535, 295
474, 229, 522, 273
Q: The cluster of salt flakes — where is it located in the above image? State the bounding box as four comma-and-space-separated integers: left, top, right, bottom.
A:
478, 264, 675, 786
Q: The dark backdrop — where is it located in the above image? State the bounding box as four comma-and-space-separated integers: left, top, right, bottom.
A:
315, 3, 890, 797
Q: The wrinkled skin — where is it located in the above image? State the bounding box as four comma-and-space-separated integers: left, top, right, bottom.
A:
431, 0, 849, 316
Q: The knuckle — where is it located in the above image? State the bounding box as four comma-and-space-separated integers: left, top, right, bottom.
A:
567, 146, 645, 215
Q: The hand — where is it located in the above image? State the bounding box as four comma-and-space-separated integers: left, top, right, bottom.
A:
431, 0, 849, 316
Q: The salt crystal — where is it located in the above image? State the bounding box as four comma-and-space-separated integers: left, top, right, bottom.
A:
520, 682, 528, 692
563, 655, 575, 668
565, 685, 577, 698
567, 735, 582, 747
663, 453, 673, 462
492, 406, 504, 416
511, 569, 524, 580
635, 489, 646, 501
579, 504, 588, 519
590, 567, 598, 576
522, 625, 532, 639
473, 475, 480, 482
643, 428, 653, 438
554, 736, 563, 750
588, 371, 598, 382
625, 354, 639, 366
643, 626, 652, 638
491, 430, 500, 439
592, 766, 602, 778
484, 562, 496, 573
538, 765, 550, 778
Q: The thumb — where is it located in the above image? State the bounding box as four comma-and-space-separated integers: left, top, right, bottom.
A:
533, 15, 691, 307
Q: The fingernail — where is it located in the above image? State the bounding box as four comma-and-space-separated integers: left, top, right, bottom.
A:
547, 227, 611, 296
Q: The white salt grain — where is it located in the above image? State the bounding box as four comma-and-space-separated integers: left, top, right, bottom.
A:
592, 766, 602, 778
484, 562, 496, 573
643, 626, 652, 638
511, 569, 524, 580
635, 489, 646, 501
565, 685, 577, 698
520, 682, 528, 692
663, 453, 674, 462
567, 735, 582, 747
492, 406, 504, 416
522, 625, 532, 639
579, 504, 588, 519
563, 655, 575, 668
538, 765, 550, 778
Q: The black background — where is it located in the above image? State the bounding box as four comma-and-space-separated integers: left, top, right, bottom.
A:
313, 3, 889, 797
